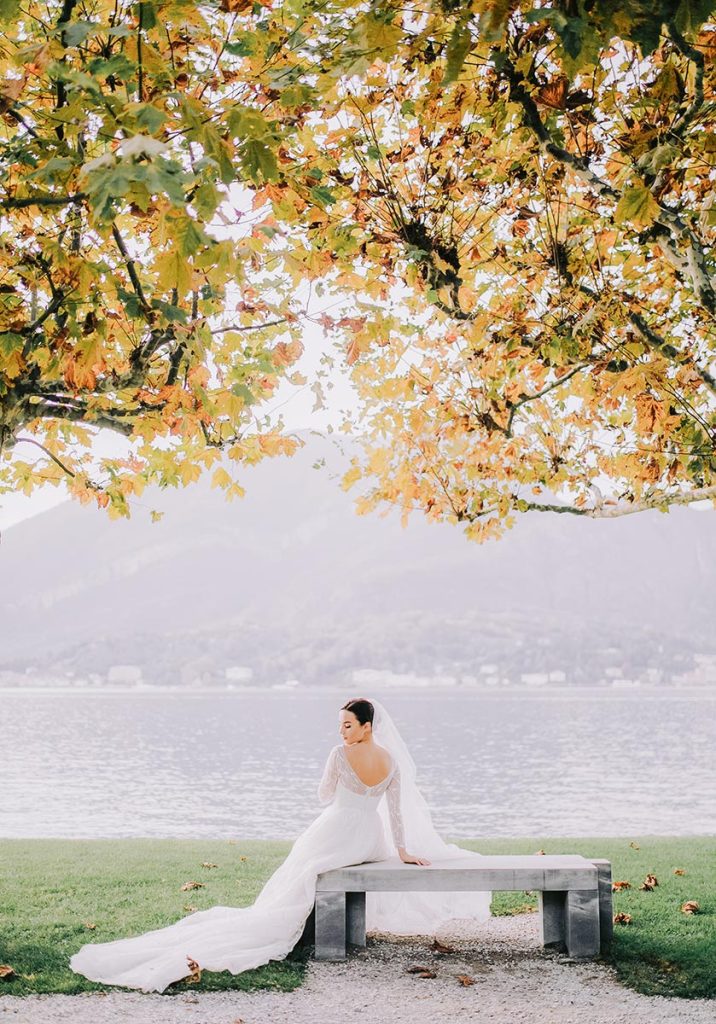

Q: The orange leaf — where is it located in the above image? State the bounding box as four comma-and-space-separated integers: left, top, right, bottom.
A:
537, 75, 568, 110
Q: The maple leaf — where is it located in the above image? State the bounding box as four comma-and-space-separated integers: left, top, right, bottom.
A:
681, 901, 700, 914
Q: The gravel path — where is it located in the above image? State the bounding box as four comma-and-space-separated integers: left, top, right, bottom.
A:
1, 916, 713, 1024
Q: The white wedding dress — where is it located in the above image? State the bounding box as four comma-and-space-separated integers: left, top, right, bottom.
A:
70, 703, 492, 993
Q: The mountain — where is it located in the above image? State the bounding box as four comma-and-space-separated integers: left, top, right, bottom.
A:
1, 432, 714, 686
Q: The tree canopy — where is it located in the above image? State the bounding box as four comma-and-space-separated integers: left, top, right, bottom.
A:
1, 1, 715, 537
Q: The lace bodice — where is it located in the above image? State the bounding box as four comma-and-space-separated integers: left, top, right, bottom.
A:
317, 743, 406, 848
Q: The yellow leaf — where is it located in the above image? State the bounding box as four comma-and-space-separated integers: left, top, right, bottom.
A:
341, 465, 362, 491
614, 184, 661, 229
211, 467, 232, 489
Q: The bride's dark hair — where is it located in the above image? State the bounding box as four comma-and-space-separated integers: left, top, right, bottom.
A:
341, 697, 374, 725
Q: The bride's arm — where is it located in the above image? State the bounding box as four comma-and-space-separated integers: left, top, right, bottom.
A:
317, 745, 340, 805
386, 763, 430, 866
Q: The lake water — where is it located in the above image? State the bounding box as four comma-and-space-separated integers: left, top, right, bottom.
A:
1, 688, 714, 840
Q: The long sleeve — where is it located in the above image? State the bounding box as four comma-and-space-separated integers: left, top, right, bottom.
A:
317, 745, 340, 805
385, 762, 406, 849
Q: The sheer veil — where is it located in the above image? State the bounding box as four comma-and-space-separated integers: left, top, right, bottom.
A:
366, 697, 492, 934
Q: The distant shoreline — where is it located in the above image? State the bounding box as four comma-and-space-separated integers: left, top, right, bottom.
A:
1, 683, 714, 697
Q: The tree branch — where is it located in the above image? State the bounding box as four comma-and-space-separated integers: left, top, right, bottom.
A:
25, 401, 136, 437
505, 362, 590, 436
0, 193, 86, 211
666, 21, 705, 139
513, 485, 716, 519
498, 49, 716, 316
111, 223, 150, 310
13, 435, 76, 477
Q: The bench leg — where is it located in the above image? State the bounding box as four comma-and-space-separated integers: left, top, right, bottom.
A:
346, 891, 366, 947
591, 859, 613, 951
538, 890, 567, 948
565, 889, 600, 958
315, 892, 346, 960
296, 905, 315, 948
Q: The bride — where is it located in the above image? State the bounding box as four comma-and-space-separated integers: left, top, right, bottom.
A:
70, 697, 491, 992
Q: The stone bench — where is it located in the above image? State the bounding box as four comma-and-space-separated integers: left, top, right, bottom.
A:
306, 855, 612, 960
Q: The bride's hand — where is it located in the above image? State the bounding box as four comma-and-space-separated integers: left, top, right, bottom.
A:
399, 849, 431, 866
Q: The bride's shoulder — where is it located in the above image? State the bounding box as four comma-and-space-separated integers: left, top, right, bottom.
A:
374, 743, 393, 764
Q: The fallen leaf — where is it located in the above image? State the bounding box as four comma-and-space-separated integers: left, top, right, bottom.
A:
629, 841, 641, 850
613, 912, 632, 925
639, 873, 659, 891
673, 868, 686, 876
457, 974, 475, 986
0, 965, 16, 980
432, 939, 455, 954
612, 880, 632, 891
184, 956, 202, 983
681, 901, 700, 914
534, 849, 546, 855
83, 922, 97, 929
183, 905, 198, 912
417, 969, 437, 979
181, 881, 205, 891
406, 964, 431, 974
239, 856, 249, 862
201, 862, 218, 869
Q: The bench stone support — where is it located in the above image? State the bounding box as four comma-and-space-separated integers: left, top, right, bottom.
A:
346, 891, 367, 947
314, 891, 346, 961
592, 858, 614, 948
565, 889, 600, 957
538, 889, 566, 947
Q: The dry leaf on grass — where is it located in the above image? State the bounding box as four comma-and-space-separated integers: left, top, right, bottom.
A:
201, 862, 218, 869
457, 974, 475, 986
181, 881, 205, 891
83, 921, 97, 929
183, 905, 198, 912
681, 901, 700, 914
629, 841, 641, 850
673, 868, 686, 876
640, 873, 659, 891
612, 880, 632, 891
613, 912, 632, 925
184, 956, 202, 983
534, 849, 546, 855
0, 965, 16, 980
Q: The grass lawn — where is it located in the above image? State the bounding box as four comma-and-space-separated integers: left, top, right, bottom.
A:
0, 836, 713, 999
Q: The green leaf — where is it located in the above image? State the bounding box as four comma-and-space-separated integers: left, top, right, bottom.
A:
637, 142, 679, 175
0, 0, 20, 22
175, 215, 207, 257
60, 20, 97, 47
241, 139, 278, 183
614, 183, 661, 228
133, 104, 167, 134
231, 382, 257, 405
0, 331, 24, 356
310, 184, 335, 207
673, 0, 716, 37
134, 1, 158, 30
443, 16, 472, 85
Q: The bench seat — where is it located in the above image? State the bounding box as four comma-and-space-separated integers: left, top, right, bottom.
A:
307, 854, 612, 960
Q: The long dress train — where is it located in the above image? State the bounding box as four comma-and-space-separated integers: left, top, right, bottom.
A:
70, 741, 492, 993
